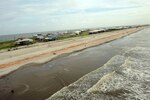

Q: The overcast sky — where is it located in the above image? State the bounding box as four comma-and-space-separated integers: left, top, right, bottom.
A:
0, 0, 150, 35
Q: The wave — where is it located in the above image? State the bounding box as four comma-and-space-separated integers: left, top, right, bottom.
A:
48, 47, 150, 100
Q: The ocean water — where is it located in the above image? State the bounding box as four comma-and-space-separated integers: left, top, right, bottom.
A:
48, 28, 150, 100
0, 28, 148, 100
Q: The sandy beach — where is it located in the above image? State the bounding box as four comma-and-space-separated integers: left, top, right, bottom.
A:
0, 27, 144, 77
0, 27, 148, 100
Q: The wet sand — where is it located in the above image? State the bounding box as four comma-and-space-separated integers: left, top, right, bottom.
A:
48, 28, 150, 100
0, 45, 120, 100
49, 47, 150, 100
0, 27, 142, 77
0, 28, 147, 100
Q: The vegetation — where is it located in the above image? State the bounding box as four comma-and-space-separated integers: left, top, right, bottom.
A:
57, 32, 89, 40
0, 40, 16, 50
0, 32, 89, 50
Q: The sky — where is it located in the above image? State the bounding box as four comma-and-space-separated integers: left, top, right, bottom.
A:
0, 0, 150, 35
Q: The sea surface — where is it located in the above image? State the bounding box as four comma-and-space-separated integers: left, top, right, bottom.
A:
0, 28, 148, 100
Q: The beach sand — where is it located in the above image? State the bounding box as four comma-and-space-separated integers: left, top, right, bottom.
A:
0, 27, 147, 100
0, 27, 144, 77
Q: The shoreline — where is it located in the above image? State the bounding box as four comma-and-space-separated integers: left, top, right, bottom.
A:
0, 27, 149, 100
0, 27, 144, 77
49, 46, 150, 100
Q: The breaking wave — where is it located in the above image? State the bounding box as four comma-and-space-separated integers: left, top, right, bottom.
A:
47, 47, 150, 100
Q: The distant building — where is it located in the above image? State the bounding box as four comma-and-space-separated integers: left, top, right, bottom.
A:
74, 31, 81, 35
44, 34, 57, 41
33, 34, 45, 41
15, 38, 33, 45
89, 29, 105, 34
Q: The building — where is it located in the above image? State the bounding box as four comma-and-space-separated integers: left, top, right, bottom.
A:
15, 38, 33, 45
89, 29, 105, 34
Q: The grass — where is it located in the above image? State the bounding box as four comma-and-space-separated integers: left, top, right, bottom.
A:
0, 32, 89, 50
57, 32, 89, 40
0, 40, 16, 50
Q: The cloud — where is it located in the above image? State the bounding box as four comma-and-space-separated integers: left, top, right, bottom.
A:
0, 0, 150, 34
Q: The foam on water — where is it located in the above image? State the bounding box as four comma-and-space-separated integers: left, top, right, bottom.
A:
47, 47, 150, 100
